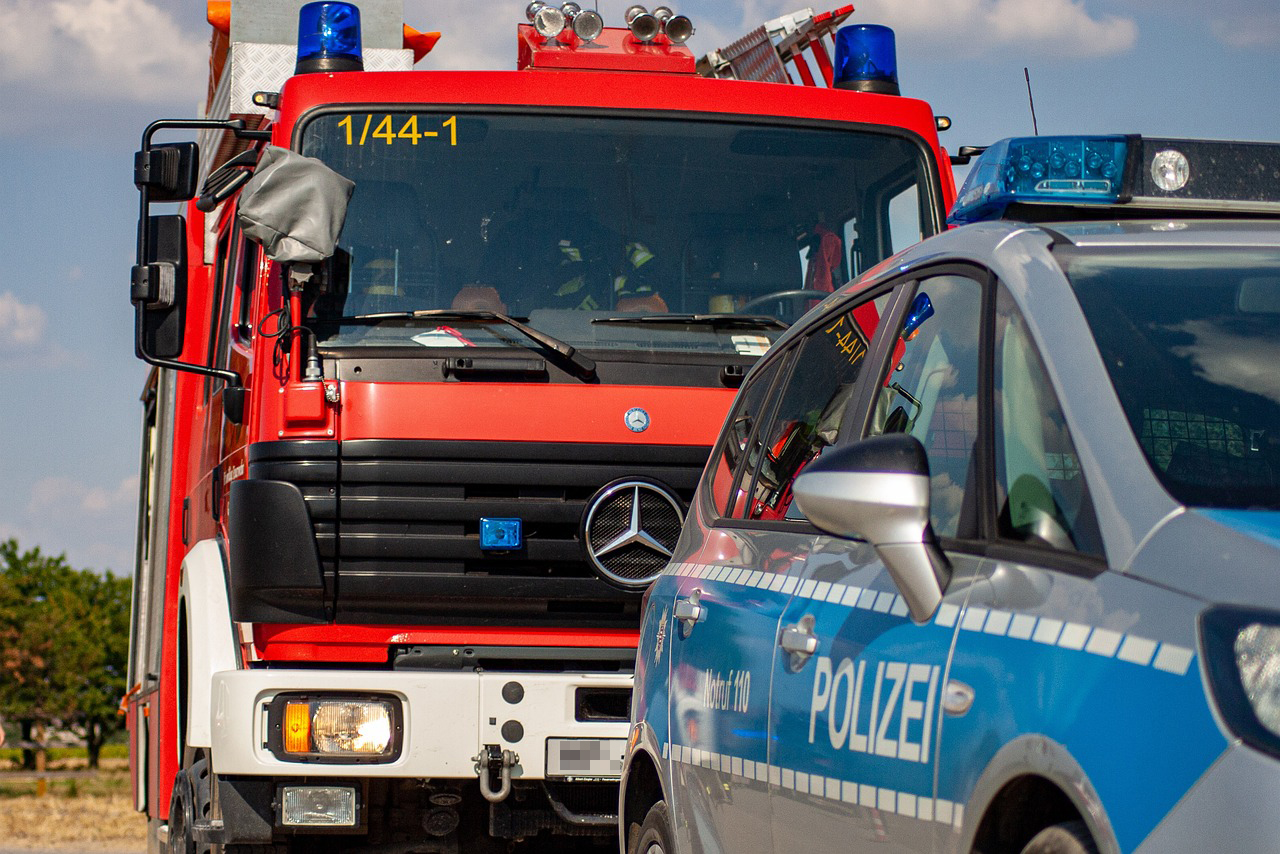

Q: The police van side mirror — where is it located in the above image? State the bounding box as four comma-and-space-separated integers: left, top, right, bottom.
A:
132, 214, 188, 360
793, 434, 951, 622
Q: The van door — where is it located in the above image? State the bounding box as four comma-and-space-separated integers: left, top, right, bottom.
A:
769, 271, 986, 851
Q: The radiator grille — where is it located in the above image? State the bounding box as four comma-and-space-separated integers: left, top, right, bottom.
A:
247, 439, 707, 625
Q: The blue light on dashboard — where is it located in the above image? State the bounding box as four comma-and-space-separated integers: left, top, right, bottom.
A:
833, 25, 900, 95
480, 517, 523, 551
901, 292, 934, 340
949, 135, 1130, 225
296, 2, 364, 75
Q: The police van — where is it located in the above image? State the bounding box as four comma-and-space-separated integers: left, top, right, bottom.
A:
621, 134, 1280, 854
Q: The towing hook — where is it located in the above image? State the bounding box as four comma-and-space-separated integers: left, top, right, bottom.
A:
473, 745, 519, 803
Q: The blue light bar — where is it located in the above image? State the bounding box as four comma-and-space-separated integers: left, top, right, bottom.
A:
296, 2, 363, 75
833, 25, 899, 95
949, 135, 1130, 225
480, 517, 523, 551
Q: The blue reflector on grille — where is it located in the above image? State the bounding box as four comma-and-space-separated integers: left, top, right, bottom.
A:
480, 518, 522, 550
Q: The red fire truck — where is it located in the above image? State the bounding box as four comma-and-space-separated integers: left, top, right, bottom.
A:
124, 2, 957, 850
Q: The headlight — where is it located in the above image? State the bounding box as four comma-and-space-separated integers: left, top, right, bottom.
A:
267, 694, 402, 763
1201, 607, 1280, 759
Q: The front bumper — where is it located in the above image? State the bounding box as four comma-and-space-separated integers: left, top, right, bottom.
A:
210, 669, 631, 779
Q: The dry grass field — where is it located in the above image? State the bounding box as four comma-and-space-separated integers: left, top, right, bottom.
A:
0, 792, 145, 851
0, 756, 146, 851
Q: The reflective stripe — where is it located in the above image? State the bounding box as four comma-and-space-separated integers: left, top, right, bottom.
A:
665, 739, 963, 830
665, 560, 1197, 677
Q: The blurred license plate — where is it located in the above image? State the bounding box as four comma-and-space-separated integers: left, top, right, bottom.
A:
546, 738, 626, 778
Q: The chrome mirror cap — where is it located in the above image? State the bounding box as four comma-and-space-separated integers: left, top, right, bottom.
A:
794, 434, 950, 622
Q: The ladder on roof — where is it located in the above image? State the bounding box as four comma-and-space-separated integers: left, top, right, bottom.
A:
696, 6, 855, 86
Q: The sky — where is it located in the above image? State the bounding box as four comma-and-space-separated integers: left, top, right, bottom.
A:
0, 0, 1277, 576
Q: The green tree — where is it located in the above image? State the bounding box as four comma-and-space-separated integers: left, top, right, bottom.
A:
0, 539, 131, 769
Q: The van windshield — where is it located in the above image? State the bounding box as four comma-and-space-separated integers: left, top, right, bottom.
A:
300, 111, 935, 355
1062, 246, 1280, 509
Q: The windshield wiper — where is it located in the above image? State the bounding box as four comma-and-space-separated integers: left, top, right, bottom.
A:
591, 313, 788, 330
330, 310, 597, 381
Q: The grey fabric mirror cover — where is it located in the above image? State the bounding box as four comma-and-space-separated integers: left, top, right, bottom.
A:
236, 145, 355, 264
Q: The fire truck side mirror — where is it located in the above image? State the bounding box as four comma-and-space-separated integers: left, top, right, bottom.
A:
132, 215, 188, 360
134, 142, 200, 203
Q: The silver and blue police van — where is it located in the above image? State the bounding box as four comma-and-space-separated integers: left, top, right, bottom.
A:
621, 134, 1280, 854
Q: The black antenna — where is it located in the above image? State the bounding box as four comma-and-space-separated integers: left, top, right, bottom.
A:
1024, 67, 1039, 136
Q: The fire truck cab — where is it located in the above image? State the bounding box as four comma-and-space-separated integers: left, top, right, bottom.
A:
124, 2, 956, 851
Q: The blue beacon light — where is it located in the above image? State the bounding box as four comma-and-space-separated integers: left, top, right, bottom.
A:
948, 135, 1130, 225
833, 24, 899, 95
296, 1, 364, 75
480, 518, 523, 551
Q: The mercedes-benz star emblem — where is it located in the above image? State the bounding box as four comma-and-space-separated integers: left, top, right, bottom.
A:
624, 407, 651, 433
582, 479, 684, 589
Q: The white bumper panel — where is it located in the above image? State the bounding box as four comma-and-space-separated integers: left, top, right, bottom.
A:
211, 669, 632, 778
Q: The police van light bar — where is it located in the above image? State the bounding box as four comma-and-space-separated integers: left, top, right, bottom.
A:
949, 134, 1280, 225
296, 1, 363, 75
833, 24, 899, 94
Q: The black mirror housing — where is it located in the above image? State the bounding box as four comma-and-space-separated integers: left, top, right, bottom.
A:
135, 215, 187, 360
135, 141, 200, 203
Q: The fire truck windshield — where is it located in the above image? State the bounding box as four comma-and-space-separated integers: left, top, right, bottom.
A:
300, 111, 935, 354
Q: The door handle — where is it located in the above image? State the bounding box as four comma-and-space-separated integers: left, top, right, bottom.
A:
779, 614, 818, 670
674, 589, 704, 628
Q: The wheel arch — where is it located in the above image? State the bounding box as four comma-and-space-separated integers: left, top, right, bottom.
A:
178, 538, 240, 753
960, 735, 1120, 854
621, 737, 667, 853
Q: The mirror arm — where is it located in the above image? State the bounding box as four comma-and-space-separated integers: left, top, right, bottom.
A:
133, 302, 243, 389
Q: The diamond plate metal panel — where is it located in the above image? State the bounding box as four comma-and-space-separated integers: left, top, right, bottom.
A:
229, 44, 413, 116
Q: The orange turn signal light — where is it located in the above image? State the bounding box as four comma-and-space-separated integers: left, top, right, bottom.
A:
283, 702, 311, 753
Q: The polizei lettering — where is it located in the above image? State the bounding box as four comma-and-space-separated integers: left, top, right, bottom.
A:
808, 656, 939, 763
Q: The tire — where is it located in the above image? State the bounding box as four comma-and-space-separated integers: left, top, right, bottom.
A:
1020, 820, 1100, 854
167, 755, 211, 854
628, 801, 675, 854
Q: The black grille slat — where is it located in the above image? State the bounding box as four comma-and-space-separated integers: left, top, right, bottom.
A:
341, 459, 699, 490
341, 439, 709, 466
340, 496, 584, 524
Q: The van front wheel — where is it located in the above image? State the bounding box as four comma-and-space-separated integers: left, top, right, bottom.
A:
628, 801, 675, 854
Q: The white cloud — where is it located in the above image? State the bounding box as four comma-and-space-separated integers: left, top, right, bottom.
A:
0, 0, 205, 109
405, 0, 516, 70
411, 1, 1135, 70
0, 291, 48, 355
28, 474, 138, 517
0, 291, 74, 368
1211, 13, 1280, 48
14, 475, 140, 573
845, 0, 1137, 58
1171, 319, 1280, 405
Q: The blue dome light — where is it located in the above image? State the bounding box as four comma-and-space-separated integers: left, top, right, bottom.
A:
296, 2, 364, 75
833, 24, 899, 95
948, 135, 1130, 225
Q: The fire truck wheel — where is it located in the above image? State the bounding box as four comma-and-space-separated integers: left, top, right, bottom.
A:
167, 754, 212, 854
